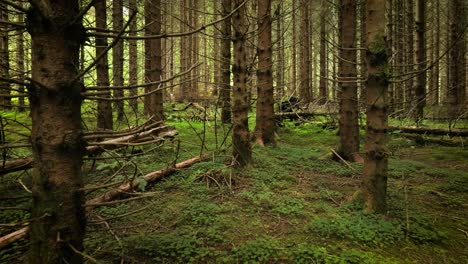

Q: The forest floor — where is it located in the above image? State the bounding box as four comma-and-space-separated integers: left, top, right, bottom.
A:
0, 108, 467, 263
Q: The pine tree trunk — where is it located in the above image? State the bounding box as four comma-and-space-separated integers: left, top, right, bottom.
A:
338, 0, 360, 161
0, 4, 11, 109
291, 0, 297, 96
220, 0, 232, 123
412, 0, 426, 122
319, 4, 328, 105
113, 0, 125, 121
16, 3, 25, 111
27, 1, 86, 262
405, 0, 414, 116
129, 0, 138, 111
255, 0, 275, 146
362, 0, 390, 214
95, 0, 113, 130
232, 0, 252, 167
299, 0, 311, 103
429, 0, 440, 106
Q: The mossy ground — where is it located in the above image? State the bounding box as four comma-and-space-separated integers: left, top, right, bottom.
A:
0, 107, 467, 263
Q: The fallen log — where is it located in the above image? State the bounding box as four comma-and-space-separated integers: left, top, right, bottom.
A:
396, 134, 465, 147
0, 154, 210, 249
85, 154, 209, 208
0, 125, 178, 175
0, 226, 28, 250
388, 126, 468, 137
275, 112, 337, 120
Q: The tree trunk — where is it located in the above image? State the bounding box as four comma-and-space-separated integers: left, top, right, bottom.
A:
232, 0, 252, 167
113, 0, 125, 121
446, 0, 466, 118
405, 0, 414, 116
412, 0, 426, 122
129, 0, 139, 111
0, 3, 11, 109
16, 3, 25, 111
429, 0, 440, 106
359, 0, 367, 109
299, 0, 311, 103
95, 0, 113, 130
26, 1, 86, 262
254, 0, 275, 146
361, 0, 390, 214
220, 0, 232, 124
338, 0, 360, 161
145, 0, 164, 120
319, 4, 328, 105
291, 0, 297, 96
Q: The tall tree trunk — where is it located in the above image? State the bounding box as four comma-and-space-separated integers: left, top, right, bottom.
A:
412, 0, 426, 122
255, 0, 275, 146
275, 3, 284, 102
190, 0, 199, 100
95, 0, 113, 130
27, 1, 86, 262
338, 0, 360, 161
16, 3, 25, 111
446, 0, 466, 117
178, 0, 188, 102
359, 0, 367, 110
429, 0, 440, 106
361, 0, 390, 214
145, 0, 164, 120
220, 0, 232, 123
394, 0, 404, 112
319, 3, 328, 105
129, 0, 139, 111
299, 0, 311, 103
405, 0, 414, 116
291, 0, 297, 96
113, 0, 125, 121
0, 4, 10, 109
232, 0, 252, 167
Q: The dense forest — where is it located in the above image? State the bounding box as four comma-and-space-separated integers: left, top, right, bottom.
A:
0, 0, 467, 263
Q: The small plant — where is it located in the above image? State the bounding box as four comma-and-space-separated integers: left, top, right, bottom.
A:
233, 236, 280, 263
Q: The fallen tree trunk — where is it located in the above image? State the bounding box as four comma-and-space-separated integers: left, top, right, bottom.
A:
0, 125, 178, 175
396, 134, 465, 147
388, 126, 468, 137
0, 226, 28, 250
275, 112, 337, 120
85, 154, 209, 208
0, 154, 210, 249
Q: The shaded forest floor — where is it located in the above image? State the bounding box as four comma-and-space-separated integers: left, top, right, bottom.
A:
1, 109, 467, 263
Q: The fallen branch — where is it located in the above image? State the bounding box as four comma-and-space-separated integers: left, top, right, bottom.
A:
0, 226, 28, 250
388, 126, 468, 137
0, 157, 33, 176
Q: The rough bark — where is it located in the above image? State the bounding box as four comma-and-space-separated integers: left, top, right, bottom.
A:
113, 0, 125, 121
95, 0, 113, 130
232, 0, 252, 167
220, 0, 232, 123
298, 0, 311, 103
291, 0, 297, 96
338, 0, 360, 161
16, 3, 25, 111
319, 4, 328, 105
405, 0, 414, 115
412, 0, 426, 122
26, 1, 86, 262
361, 0, 390, 214
128, 0, 139, 111
429, 0, 440, 106
0, 3, 11, 109
254, 0, 275, 145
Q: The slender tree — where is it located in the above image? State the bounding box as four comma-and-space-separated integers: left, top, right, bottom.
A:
319, 1, 328, 105
299, 0, 311, 103
338, 0, 360, 161
113, 0, 125, 121
27, 0, 86, 262
16, 3, 26, 111
220, 0, 232, 123
412, 0, 426, 122
255, 0, 275, 145
291, 0, 297, 96
128, 0, 139, 111
0, 3, 11, 109
232, 0, 252, 167
361, 0, 390, 213
95, 0, 113, 130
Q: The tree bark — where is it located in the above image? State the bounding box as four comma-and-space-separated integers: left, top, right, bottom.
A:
361, 0, 390, 214
319, 3, 328, 105
95, 0, 113, 130
113, 0, 125, 121
232, 0, 252, 167
220, 0, 232, 123
26, 1, 86, 262
299, 0, 311, 103
0, 3, 11, 109
291, 0, 297, 96
128, 0, 139, 111
16, 2, 25, 111
412, 0, 426, 122
254, 0, 275, 145
338, 0, 360, 161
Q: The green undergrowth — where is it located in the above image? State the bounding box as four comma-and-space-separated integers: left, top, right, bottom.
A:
1, 111, 467, 263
